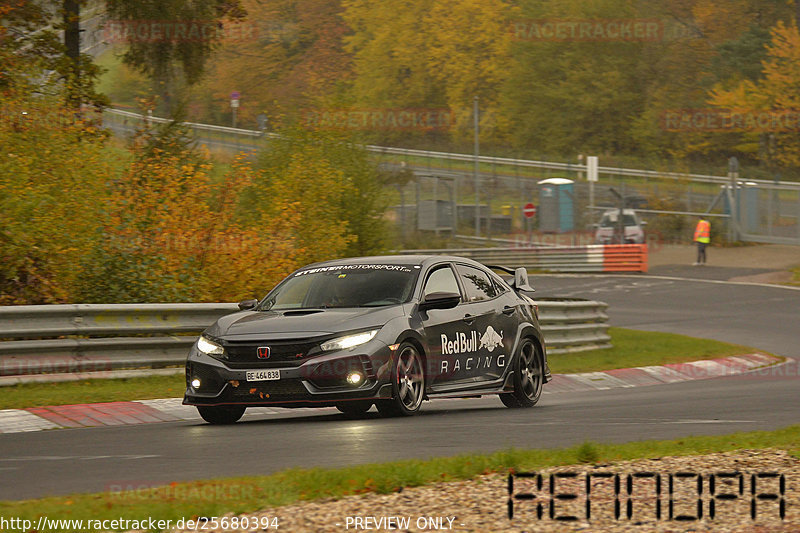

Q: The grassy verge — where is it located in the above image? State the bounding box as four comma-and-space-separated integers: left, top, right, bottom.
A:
548, 327, 758, 374
0, 374, 185, 410
1, 425, 798, 528
0, 328, 764, 410
789, 266, 800, 286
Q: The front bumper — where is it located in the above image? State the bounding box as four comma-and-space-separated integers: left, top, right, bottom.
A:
183, 341, 395, 407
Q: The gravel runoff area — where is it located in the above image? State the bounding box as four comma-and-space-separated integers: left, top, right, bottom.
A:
157, 449, 798, 533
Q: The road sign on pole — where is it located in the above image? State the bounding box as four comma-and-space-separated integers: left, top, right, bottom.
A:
230, 91, 240, 128
523, 203, 537, 218
586, 156, 598, 182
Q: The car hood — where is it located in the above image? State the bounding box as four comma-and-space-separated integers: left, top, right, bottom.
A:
207, 306, 406, 340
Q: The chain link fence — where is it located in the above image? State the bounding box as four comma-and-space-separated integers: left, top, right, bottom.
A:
102, 108, 800, 246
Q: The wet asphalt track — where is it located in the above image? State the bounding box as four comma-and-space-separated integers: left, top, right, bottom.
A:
2, 274, 798, 500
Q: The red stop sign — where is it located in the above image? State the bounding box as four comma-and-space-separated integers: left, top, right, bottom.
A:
523, 203, 537, 218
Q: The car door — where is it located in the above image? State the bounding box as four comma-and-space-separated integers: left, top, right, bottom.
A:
417, 263, 468, 389
449, 263, 513, 384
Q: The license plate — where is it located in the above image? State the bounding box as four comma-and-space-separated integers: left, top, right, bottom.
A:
246, 369, 280, 381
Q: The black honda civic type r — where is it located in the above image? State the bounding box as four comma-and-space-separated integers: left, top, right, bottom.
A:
184, 255, 550, 424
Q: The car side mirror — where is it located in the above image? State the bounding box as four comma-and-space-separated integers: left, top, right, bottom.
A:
419, 291, 461, 311
238, 298, 258, 310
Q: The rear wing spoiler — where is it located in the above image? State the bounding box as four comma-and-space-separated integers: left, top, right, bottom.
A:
487, 265, 535, 292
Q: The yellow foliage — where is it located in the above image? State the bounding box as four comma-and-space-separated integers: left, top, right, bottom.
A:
342, 0, 513, 138
708, 21, 800, 167
263, 150, 355, 266
0, 91, 111, 304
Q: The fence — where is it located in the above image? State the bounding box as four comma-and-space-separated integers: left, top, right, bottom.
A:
102, 108, 800, 246
0, 300, 609, 384
398, 245, 648, 273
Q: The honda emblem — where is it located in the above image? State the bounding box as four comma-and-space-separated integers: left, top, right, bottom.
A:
257, 346, 270, 359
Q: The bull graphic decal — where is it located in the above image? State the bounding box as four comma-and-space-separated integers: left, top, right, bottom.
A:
479, 326, 503, 352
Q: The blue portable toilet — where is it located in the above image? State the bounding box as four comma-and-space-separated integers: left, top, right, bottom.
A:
538, 178, 574, 233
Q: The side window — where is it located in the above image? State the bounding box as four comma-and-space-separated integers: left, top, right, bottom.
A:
423, 266, 460, 298
457, 265, 499, 302
489, 272, 510, 294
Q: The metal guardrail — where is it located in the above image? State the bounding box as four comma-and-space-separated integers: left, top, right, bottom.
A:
0, 300, 609, 384
103, 108, 800, 189
537, 299, 610, 354
0, 303, 237, 338
399, 245, 647, 273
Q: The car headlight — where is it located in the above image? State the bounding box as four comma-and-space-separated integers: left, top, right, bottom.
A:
320, 330, 379, 352
197, 335, 225, 357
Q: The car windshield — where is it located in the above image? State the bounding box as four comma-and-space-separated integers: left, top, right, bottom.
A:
600, 213, 638, 227
260, 264, 419, 310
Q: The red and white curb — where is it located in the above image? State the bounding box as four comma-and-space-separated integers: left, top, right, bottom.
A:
544, 353, 782, 393
0, 353, 783, 434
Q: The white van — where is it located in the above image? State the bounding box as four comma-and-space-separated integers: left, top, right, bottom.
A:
594, 209, 646, 244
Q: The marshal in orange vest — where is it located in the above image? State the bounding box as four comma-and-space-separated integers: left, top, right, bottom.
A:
694, 218, 710, 244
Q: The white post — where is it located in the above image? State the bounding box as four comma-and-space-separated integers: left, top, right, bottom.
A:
587, 156, 598, 211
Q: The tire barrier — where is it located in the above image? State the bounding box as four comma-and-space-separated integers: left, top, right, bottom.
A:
0, 299, 610, 384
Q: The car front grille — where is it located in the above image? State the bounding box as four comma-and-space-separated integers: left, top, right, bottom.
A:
222, 340, 321, 368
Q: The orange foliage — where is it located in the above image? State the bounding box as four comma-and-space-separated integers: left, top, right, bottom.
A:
102, 147, 300, 302
193, 0, 352, 127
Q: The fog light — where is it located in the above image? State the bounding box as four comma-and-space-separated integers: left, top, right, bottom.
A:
346, 371, 364, 385
191, 378, 201, 389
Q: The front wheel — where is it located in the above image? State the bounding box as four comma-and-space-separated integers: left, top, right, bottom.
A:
376, 342, 425, 417
197, 405, 246, 424
500, 339, 543, 408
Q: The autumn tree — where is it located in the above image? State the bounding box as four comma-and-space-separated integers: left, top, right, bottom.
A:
0, 90, 112, 304
252, 125, 388, 262
104, 0, 246, 114
1, 0, 105, 107
193, 0, 353, 128
628, 0, 790, 162
74, 122, 301, 303
709, 21, 800, 167
341, 0, 514, 144
498, 0, 649, 156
